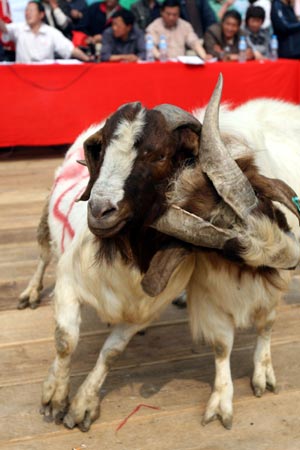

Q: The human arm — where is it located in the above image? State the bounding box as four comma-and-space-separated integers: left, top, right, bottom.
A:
71, 46, 91, 61
0, 18, 8, 34
186, 22, 209, 59
203, 28, 221, 57
145, 22, 160, 59
136, 28, 146, 60
86, 34, 102, 45
49, 0, 73, 30
108, 54, 139, 62
217, 0, 235, 20
271, 1, 300, 35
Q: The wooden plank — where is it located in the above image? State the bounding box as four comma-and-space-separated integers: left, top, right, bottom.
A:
0, 305, 299, 388
0, 341, 300, 448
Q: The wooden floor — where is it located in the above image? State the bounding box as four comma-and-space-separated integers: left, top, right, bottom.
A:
1, 148, 300, 450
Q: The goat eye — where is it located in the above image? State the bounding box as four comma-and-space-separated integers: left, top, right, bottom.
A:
157, 154, 166, 162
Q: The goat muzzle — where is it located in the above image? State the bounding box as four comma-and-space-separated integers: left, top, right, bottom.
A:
87, 198, 131, 237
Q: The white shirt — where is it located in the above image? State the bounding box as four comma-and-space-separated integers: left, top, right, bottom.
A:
5, 22, 74, 62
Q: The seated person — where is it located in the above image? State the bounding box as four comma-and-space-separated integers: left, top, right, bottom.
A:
130, 0, 161, 31
0, 1, 90, 62
204, 9, 253, 60
271, 0, 300, 59
244, 5, 270, 59
80, 0, 121, 46
101, 9, 145, 61
248, 0, 272, 30
146, 0, 210, 60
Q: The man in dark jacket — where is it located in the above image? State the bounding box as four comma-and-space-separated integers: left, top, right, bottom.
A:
271, 0, 300, 59
101, 9, 146, 61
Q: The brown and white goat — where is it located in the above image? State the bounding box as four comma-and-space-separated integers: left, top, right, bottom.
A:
20, 76, 300, 431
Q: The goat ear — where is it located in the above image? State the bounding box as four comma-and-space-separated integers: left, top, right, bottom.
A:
78, 129, 103, 201
174, 126, 201, 157
141, 244, 192, 297
253, 173, 300, 224
154, 104, 202, 156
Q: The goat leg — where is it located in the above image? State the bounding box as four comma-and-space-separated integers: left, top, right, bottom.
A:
18, 197, 51, 309
63, 322, 147, 432
40, 273, 81, 424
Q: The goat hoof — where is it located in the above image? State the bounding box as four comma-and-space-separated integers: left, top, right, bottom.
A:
63, 414, 76, 429
63, 411, 93, 432
202, 412, 232, 430
221, 414, 233, 430
30, 300, 41, 309
266, 382, 279, 394
17, 298, 29, 309
253, 386, 264, 397
201, 414, 217, 426
40, 404, 54, 423
63, 397, 100, 432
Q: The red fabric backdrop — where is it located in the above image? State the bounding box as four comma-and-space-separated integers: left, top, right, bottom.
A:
1, 59, 299, 147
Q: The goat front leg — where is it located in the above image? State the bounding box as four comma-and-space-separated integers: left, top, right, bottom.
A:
19, 198, 51, 309
63, 322, 146, 432
202, 322, 234, 430
40, 279, 81, 423
252, 308, 277, 397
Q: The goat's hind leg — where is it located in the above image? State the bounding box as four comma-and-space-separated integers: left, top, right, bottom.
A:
18, 198, 51, 309
252, 308, 277, 397
63, 322, 147, 432
202, 323, 234, 430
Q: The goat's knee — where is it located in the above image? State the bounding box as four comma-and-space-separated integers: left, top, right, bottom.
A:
55, 326, 77, 358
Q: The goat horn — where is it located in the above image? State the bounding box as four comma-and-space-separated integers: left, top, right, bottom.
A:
152, 205, 237, 248
154, 104, 202, 135
200, 74, 258, 220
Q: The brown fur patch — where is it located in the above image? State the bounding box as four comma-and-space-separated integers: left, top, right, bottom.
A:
55, 326, 72, 357
213, 340, 228, 359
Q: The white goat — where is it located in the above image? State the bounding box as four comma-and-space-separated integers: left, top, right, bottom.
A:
19, 77, 300, 432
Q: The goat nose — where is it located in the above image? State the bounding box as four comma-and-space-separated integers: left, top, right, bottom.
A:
88, 198, 117, 219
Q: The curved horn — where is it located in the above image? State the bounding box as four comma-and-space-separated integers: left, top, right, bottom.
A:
199, 74, 258, 220
152, 205, 237, 248
154, 104, 202, 135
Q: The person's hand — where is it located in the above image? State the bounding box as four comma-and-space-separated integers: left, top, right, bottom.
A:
49, 0, 59, 8
86, 36, 94, 45
71, 9, 83, 19
246, 48, 255, 60
204, 54, 214, 60
123, 54, 138, 62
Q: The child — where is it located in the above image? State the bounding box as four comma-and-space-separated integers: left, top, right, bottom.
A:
244, 5, 270, 59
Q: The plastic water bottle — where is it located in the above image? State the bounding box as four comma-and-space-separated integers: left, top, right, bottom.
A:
145, 35, 154, 62
270, 35, 278, 61
159, 35, 168, 62
238, 36, 247, 63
